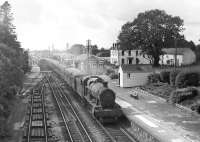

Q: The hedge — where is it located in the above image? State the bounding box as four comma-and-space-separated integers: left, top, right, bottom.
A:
169, 70, 180, 86
105, 68, 115, 76
160, 71, 170, 84
191, 104, 200, 113
169, 87, 198, 104
147, 73, 160, 83
175, 70, 200, 88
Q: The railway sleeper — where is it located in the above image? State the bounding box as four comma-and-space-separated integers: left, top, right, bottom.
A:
26, 112, 49, 120
32, 103, 42, 108
32, 108, 43, 114
33, 98, 42, 102
31, 121, 51, 128
31, 120, 43, 127
31, 128, 45, 137
33, 94, 42, 97
23, 128, 53, 138
32, 113, 49, 120
27, 110, 48, 116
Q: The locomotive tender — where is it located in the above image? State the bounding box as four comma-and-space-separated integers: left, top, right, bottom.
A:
40, 59, 122, 123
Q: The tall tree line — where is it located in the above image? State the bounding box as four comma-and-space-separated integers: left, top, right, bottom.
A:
0, 1, 30, 137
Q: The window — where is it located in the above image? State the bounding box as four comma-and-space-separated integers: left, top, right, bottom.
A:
128, 58, 133, 64
136, 50, 138, 56
121, 59, 124, 64
127, 73, 131, 79
136, 58, 139, 64
128, 50, 131, 56
122, 51, 124, 56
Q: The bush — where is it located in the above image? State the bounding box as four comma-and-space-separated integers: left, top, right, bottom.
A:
148, 73, 160, 83
160, 71, 170, 84
110, 73, 118, 79
175, 70, 200, 88
105, 68, 115, 76
169, 87, 198, 104
170, 70, 180, 86
191, 104, 200, 113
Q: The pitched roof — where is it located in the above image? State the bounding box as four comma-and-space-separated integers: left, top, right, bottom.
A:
162, 48, 192, 55
120, 64, 153, 73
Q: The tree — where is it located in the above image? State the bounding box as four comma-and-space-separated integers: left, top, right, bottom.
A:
0, 1, 20, 49
90, 45, 99, 55
0, 1, 26, 137
68, 44, 85, 55
196, 44, 200, 63
22, 50, 31, 73
118, 9, 184, 66
0, 1, 28, 72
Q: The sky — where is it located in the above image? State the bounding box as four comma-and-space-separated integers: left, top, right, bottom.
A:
2, 0, 200, 50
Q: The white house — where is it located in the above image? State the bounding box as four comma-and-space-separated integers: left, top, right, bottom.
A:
118, 64, 153, 87
110, 43, 151, 65
159, 48, 196, 66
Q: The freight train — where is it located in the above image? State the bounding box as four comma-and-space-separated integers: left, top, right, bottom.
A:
39, 59, 122, 123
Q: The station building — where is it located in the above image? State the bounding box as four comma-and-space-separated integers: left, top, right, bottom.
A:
118, 64, 153, 87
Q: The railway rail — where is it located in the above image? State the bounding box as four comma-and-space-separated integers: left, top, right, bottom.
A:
47, 75, 94, 142
46, 72, 137, 142
23, 80, 50, 142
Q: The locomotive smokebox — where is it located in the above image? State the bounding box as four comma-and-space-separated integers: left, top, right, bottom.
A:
99, 88, 115, 108
89, 82, 116, 108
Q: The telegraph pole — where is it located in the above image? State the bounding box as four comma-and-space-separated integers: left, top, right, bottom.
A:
86, 39, 91, 74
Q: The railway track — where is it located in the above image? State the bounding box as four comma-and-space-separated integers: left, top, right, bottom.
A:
23, 80, 50, 142
46, 72, 138, 142
105, 125, 137, 142
47, 75, 94, 142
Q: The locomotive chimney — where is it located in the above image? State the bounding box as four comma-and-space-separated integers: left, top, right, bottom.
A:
103, 82, 108, 88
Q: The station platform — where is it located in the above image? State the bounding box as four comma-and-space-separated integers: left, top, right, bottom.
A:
109, 81, 200, 142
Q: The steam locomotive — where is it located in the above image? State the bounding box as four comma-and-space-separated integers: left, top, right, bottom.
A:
40, 59, 122, 123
